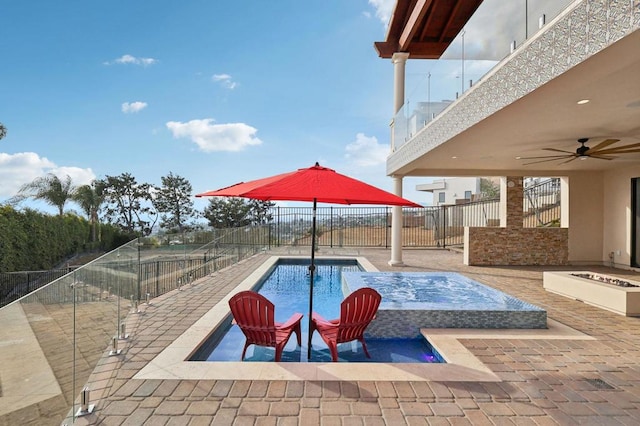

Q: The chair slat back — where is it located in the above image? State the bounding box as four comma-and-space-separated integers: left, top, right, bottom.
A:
229, 291, 277, 346
337, 288, 381, 343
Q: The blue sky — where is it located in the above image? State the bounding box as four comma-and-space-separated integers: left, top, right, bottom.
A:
0, 0, 564, 216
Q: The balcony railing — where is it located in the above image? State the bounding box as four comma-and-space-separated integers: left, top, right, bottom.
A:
393, 0, 585, 151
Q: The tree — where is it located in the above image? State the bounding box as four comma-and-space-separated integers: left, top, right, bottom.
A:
247, 199, 275, 224
99, 173, 157, 236
479, 178, 500, 199
11, 173, 76, 215
154, 172, 198, 232
203, 198, 274, 229
72, 180, 105, 242
0, 122, 6, 140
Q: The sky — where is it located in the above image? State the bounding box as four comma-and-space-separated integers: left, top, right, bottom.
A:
0, 0, 568, 217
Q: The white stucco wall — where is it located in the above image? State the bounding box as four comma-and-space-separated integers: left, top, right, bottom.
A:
567, 171, 604, 264
603, 166, 639, 269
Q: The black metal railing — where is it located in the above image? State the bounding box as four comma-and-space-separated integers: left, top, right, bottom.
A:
0, 267, 77, 308
1, 184, 562, 307
524, 178, 561, 227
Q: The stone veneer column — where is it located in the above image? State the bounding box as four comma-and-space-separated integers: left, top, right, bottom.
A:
505, 176, 524, 228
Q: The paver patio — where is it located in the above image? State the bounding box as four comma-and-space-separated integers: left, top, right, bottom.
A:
32, 248, 640, 424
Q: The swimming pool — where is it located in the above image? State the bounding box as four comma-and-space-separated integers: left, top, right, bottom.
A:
190, 258, 444, 363
344, 272, 547, 337
191, 259, 546, 362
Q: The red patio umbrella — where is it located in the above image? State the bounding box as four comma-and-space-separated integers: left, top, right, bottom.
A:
196, 162, 421, 359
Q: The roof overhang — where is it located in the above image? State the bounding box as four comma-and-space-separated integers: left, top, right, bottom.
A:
374, 0, 485, 59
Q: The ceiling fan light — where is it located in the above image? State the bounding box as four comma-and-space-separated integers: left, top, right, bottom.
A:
577, 99, 590, 105
579, 156, 588, 160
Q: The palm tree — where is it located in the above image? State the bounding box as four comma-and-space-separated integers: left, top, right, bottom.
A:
72, 181, 105, 242
0, 122, 6, 140
12, 173, 76, 216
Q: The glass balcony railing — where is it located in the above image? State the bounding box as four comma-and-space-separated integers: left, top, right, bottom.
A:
392, 0, 578, 151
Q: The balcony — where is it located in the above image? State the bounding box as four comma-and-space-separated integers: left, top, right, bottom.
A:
388, 0, 640, 177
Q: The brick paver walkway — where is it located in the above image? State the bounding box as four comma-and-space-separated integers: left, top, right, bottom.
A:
65, 249, 640, 425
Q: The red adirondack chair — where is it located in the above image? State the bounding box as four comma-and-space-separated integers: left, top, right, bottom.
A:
228, 290, 303, 362
310, 287, 382, 362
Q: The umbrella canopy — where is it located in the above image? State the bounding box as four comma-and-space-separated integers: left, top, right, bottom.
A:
196, 163, 421, 360
195, 162, 422, 207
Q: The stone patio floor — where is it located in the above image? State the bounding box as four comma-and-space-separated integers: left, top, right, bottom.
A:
65, 248, 640, 425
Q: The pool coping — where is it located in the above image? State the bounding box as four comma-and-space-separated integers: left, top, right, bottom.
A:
134, 256, 594, 382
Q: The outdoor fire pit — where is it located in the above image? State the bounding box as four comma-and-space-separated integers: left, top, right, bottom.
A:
544, 271, 640, 317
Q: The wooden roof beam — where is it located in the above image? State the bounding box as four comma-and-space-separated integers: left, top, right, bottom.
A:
404, 42, 450, 59
438, 0, 464, 43
399, 0, 434, 51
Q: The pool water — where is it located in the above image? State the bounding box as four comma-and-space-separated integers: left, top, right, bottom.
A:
193, 259, 443, 363
343, 271, 547, 333
346, 271, 542, 310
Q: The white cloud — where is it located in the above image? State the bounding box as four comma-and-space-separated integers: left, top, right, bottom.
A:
166, 119, 262, 152
0, 152, 95, 198
104, 54, 158, 66
345, 133, 389, 167
51, 166, 96, 186
442, 0, 570, 60
212, 74, 238, 90
121, 101, 148, 113
368, 0, 395, 26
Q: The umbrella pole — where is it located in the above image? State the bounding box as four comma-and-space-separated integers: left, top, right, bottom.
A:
307, 198, 317, 360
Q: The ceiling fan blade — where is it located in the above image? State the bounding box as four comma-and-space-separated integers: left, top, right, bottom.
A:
560, 156, 580, 164
587, 138, 620, 152
592, 143, 640, 154
523, 156, 573, 165
543, 148, 575, 154
519, 154, 572, 160
588, 154, 615, 160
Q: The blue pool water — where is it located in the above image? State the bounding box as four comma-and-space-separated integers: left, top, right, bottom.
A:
345, 271, 541, 310
344, 271, 547, 334
192, 259, 443, 363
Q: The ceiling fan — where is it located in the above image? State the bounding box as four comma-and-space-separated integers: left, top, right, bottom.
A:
521, 138, 640, 165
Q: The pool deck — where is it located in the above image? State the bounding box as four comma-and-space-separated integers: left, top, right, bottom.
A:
66, 248, 640, 424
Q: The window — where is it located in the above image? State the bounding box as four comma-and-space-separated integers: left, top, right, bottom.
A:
464, 190, 472, 200
438, 192, 445, 203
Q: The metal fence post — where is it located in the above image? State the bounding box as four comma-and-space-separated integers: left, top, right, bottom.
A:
443, 206, 448, 249
330, 206, 334, 248
155, 261, 160, 297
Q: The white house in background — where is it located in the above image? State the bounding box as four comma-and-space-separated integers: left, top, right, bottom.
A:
416, 177, 480, 206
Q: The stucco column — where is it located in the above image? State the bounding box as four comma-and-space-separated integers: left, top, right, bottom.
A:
560, 177, 569, 228
389, 176, 404, 266
391, 52, 410, 151
389, 52, 409, 267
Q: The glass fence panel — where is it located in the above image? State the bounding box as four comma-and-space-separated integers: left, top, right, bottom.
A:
0, 238, 141, 424
0, 272, 76, 424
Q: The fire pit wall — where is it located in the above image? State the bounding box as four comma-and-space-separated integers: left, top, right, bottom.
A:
543, 271, 640, 317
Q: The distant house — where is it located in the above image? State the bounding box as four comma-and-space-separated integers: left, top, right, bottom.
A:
416, 177, 497, 206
